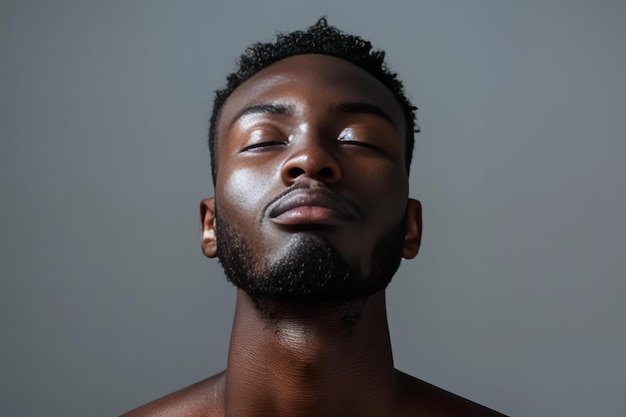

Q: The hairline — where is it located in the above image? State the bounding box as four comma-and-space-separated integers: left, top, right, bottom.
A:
208, 18, 418, 185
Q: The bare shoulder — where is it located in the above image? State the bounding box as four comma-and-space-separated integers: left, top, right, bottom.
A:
395, 370, 508, 417
120, 371, 226, 417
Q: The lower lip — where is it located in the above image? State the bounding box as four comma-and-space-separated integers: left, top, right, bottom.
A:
272, 206, 345, 225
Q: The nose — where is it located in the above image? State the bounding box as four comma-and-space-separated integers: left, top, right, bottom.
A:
280, 138, 341, 185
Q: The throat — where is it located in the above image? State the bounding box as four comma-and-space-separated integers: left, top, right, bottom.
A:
253, 294, 368, 333
224, 290, 397, 417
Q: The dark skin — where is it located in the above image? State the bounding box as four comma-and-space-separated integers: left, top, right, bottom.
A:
122, 55, 506, 417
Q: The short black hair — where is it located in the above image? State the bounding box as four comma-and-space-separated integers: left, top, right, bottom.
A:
208, 17, 418, 184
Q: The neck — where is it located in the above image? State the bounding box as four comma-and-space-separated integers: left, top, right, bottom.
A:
223, 289, 399, 417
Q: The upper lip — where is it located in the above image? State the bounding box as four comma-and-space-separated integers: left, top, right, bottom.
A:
267, 186, 362, 221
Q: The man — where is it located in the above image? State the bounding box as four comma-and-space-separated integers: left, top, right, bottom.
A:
122, 18, 506, 417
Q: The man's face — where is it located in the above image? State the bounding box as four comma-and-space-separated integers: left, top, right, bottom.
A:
202, 54, 420, 303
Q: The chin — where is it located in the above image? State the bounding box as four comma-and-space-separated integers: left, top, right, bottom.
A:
217, 215, 403, 304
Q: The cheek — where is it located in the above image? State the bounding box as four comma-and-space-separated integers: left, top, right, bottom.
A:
216, 164, 280, 224
353, 161, 408, 215
341, 163, 409, 254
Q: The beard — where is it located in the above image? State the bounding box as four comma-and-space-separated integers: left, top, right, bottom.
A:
214, 209, 406, 307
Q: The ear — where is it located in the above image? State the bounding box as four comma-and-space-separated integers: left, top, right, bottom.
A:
199, 197, 218, 258
402, 198, 422, 259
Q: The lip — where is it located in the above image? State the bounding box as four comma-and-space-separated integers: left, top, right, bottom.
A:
267, 188, 361, 226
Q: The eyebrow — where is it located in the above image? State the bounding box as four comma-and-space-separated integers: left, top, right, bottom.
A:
333, 102, 396, 127
228, 101, 397, 129
229, 103, 294, 128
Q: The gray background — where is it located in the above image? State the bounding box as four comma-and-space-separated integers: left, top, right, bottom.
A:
2, 1, 625, 416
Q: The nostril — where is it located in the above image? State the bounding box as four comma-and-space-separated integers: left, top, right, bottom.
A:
281, 153, 341, 183
288, 167, 305, 178
318, 167, 335, 179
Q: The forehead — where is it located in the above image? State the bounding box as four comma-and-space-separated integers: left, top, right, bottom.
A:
218, 54, 406, 137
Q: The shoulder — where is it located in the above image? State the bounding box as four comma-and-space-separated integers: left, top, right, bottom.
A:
119, 371, 226, 417
395, 370, 508, 417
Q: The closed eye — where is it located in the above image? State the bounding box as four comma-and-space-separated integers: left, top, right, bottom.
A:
338, 139, 381, 152
240, 141, 286, 152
